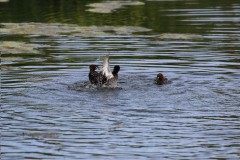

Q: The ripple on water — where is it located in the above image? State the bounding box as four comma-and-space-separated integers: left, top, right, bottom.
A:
2, 1, 240, 159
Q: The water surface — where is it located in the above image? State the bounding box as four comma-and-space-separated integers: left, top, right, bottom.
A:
1, 0, 240, 159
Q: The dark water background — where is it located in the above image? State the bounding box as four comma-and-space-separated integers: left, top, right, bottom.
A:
1, 0, 240, 159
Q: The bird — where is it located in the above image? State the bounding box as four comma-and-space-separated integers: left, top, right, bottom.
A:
112, 65, 120, 80
100, 56, 120, 87
154, 73, 171, 85
88, 64, 99, 85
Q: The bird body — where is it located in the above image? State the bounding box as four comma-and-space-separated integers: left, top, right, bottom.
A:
155, 73, 171, 85
101, 56, 120, 87
88, 56, 120, 87
88, 64, 99, 85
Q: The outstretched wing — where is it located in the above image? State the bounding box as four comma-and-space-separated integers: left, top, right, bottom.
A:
102, 55, 114, 79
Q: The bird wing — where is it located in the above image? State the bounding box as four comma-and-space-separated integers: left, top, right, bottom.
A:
102, 55, 114, 79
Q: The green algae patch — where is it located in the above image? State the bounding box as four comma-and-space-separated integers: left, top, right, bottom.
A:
67, 26, 151, 37
69, 26, 112, 37
1, 57, 22, 63
1, 65, 18, 71
0, 23, 151, 37
86, 1, 145, 13
0, 23, 77, 36
1, 41, 49, 54
73, 26, 151, 36
158, 33, 203, 40
110, 26, 151, 35
0, 0, 9, 2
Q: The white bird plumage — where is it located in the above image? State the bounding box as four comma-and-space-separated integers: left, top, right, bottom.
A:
102, 55, 114, 79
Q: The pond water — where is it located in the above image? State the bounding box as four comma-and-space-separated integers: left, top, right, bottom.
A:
1, 0, 240, 159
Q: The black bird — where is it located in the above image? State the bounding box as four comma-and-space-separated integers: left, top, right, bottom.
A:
154, 73, 171, 85
88, 64, 99, 85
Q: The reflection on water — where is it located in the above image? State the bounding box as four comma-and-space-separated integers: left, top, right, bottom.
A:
1, 0, 240, 159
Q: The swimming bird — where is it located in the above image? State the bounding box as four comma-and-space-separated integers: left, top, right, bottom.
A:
88, 64, 99, 85
154, 73, 170, 85
100, 56, 120, 87
112, 65, 120, 80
